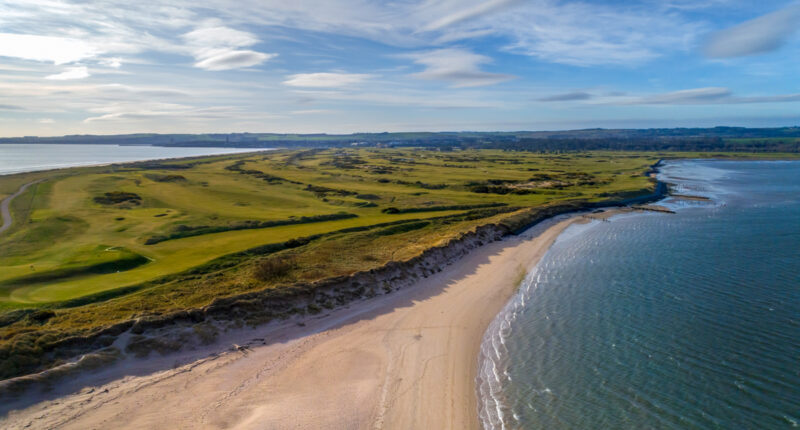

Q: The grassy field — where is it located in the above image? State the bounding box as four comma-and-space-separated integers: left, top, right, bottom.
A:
2, 148, 795, 379
0, 149, 657, 305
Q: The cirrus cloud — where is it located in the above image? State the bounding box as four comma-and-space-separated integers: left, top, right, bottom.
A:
704, 3, 800, 58
614, 87, 800, 105
538, 91, 593, 102
45, 66, 91, 80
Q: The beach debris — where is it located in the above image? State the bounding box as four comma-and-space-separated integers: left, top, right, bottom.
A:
231, 343, 250, 353
670, 194, 711, 201
631, 204, 676, 214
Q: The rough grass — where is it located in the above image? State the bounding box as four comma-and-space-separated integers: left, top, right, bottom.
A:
7, 148, 784, 307
253, 256, 297, 282
1, 148, 785, 379
0, 149, 657, 304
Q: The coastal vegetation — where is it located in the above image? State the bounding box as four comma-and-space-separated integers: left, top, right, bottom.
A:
2, 127, 800, 152
0, 148, 795, 381
0, 127, 800, 154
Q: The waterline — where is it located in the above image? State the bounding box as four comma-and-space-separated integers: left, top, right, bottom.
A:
0, 144, 264, 176
477, 160, 800, 429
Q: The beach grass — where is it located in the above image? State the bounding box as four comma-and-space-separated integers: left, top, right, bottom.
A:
1, 148, 794, 379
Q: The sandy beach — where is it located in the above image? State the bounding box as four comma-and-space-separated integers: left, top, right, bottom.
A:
2, 215, 581, 430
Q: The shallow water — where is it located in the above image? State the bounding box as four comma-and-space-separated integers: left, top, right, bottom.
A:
0, 144, 262, 176
478, 160, 800, 429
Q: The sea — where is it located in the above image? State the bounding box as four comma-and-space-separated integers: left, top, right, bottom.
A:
478, 159, 800, 429
0, 144, 263, 176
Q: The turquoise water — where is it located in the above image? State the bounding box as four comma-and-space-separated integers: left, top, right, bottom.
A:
0, 144, 262, 176
479, 160, 800, 429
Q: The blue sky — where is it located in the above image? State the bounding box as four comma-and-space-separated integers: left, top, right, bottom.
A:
1, 0, 799, 136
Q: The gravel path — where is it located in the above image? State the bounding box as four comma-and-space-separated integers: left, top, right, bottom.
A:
0, 180, 44, 236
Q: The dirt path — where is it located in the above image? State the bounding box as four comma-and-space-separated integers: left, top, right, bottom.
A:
0, 180, 43, 236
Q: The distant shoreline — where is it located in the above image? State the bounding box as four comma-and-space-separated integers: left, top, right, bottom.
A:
0, 144, 271, 177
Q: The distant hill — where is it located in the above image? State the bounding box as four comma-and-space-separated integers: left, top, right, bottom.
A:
2, 127, 799, 152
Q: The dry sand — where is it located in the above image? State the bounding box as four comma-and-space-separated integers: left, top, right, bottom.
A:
2, 215, 583, 430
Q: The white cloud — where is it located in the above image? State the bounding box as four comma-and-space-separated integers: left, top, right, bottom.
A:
215, 0, 703, 66
194, 50, 275, 71
0, 33, 97, 64
102, 58, 123, 68
83, 102, 243, 123
283, 73, 373, 88
629, 87, 732, 104
183, 25, 259, 49
0, 0, 710, 75
704, 3, 800, 58
94, 84, 191, 99
485, 1, 703, 66
291, 87, 506, 109
613, 87, 800, 105
1, 0, 797, 135
182, 23, 276, 70
45, 66, 90, 80
406, 48, 513, 87
420, 0, 522, 32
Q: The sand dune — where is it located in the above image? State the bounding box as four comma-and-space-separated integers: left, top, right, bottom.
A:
2, 216, 580, 430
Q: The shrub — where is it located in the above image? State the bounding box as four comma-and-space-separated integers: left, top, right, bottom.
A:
253, 257, 296, 282
145, 174, 186, 182
356, 194, 380, 200
94, 191, 142, 205
373, 221, 430, 236
27, 310, 55, 324
143, 213, 357, 245
193, 323, 219, 345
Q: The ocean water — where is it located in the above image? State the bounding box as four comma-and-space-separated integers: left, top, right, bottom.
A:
478, 160, 800, 429
0, 144, 262, 176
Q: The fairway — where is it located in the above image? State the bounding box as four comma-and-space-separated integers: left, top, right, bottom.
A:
0, 149, 659, 305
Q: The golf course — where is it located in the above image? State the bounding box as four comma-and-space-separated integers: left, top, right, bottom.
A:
3, 147, 789, 380
0, 149, 658, 305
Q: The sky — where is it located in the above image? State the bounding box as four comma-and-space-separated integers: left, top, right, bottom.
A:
1, 0, 800, 136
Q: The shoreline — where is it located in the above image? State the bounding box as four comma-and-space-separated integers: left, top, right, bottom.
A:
476, 210, 635, 429
1, 212, 586, 429
0, 145, 271, 178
